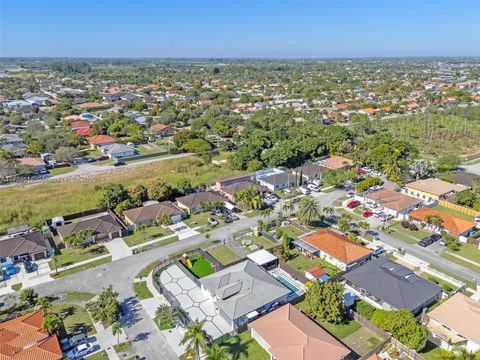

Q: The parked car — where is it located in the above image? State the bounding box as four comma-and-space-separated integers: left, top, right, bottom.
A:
373, 246, 385, 257
23, 261, 35, 273
212, 209, 222, 216
66, 342, 93, 359
61, 333, 87, 351
4, 264, 16, 276
346, 192, 355, 197
114, 160, 126, 167
223, 216, 233, 223
96, 155, 109, 161
418, 237, 434, 247
306, 183, 320, 192
298, 186, 310, 195
208, 217, 219, 226
347, 200, 361, 209
362, 210, 374, 218
431, 233, 442, 242
230, 214, 240, 221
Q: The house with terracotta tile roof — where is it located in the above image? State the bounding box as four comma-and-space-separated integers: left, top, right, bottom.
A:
149, 123, 177, 138
87, 135, 115, 148
424, 293, 480, 353
319, 155, 354, 170
249, 304, 351, 360
0, 310, 62, 360
70, 120, 91, 130
408, 207, 476, 239
19, 157, 46, 174
295, 229, 372, 270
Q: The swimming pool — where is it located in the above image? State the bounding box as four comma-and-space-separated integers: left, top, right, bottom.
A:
272, 273, 299, 293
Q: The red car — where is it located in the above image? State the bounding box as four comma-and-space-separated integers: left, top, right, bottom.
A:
363, 210, 374, 218
346, 200, 361, 209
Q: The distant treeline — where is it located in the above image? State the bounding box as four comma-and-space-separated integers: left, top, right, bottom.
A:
51, 61, 91, 74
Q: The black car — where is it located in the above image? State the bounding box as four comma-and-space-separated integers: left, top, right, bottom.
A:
23, 261, 36, 273
431, 233, 442, 242
419, 237, 434, 247
114, 160, 126, 167
223, 216, 233, 223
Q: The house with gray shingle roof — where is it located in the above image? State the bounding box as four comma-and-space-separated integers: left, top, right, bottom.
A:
0, 231, 48, 262
344, 257, 442, 314
199, 260, 292, 329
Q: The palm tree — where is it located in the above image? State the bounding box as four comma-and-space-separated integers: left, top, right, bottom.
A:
235, 187, 262, 210
297, 196, 321, 225
357, 220, 370, 236
282, 201, 295, 217
180, 320, 211, 360
42, 313, 62, 334
260, 207, 273, 224
159, 214, 172, 227
425, 214, 443, 230
205, 343, 229, 360
36, 297, 50, 313
382, 155, 402, 180
111, 322, 123, 345
156, 304, 176, 326
323, 207, 334, 218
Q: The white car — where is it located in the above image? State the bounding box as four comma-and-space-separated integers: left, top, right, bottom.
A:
207, 217, 219, 226
298, 186, 310, 195
307, 183, 319, 192
66, 342, 93, 359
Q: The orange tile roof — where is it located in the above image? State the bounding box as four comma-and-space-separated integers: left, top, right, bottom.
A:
249, 304, 351, 360
150, 124, 176, 132
408, 207, 475, 235
0, 311, 62, 360
320, 155, 354, 170
88, 134, 115, 145
302, 229, 372, 265
335, 104, 347, 110
75, 128, 91, 136
360, 108, 376, 114
19, 157, 45, 167
79, 102, 104, 109
70, 120, 91, 129
306, 267, 325, 278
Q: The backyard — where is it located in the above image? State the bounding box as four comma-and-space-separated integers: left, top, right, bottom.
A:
236, 235, 277, 253
286, 249, 339, 276
49, 244, 109, 269
207, 246, 241, 265
432, 205, 476, 221
218, 331, 270, 360
185, 255, 213, 278
278, 225, 305, 239
122, 225, 174, 247
50, 303, 95, 338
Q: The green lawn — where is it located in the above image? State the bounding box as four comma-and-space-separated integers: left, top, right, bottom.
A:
86, 351, 109, 360
183, 212, 222, 230
49, 244, 109, 269
238, 236, 277, 253
65, 292, 95, 302
114, 341, 131, 354
48, 166, 77, 176
336, 208, 364, 221
137, 260, 163, 279
455, 243, 480, 263
342, 328, 383, 356
420, 341, 443, 360
286, 249, 339, 276
278, 225, 305, 239
385, 228, 418, 245
136, 143, 162, 155
433, 205, 476, 221
139, 235, 179, 251
81, 148, 101, 159
133, 282, 153, 299
390, 222, 431, 241
51, 256, 112, 279
0, 157, 241, 233
50, 303, 95, 337
11, 283, 22, 291
188, 255, 213, 278
122, 226, 174, 247
219, 331, 270, 360
441, 253, 480, 273
208, 246, 241, 265
428, 265, 477, 289
419, 272, 456, 293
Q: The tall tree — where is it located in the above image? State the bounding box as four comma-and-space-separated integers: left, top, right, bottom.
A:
111, 322, 123, 345
205, 343, 229, 360
297, 196, 321, 225
180, 320, 212, 360
42, 313, 62, 334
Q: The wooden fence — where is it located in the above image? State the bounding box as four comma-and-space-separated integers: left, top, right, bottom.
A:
438, 200, 480, 217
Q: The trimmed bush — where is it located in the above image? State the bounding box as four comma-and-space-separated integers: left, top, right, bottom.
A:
408, 223, 418, 231
400, 221, 410, 229
355, 300, 376, 320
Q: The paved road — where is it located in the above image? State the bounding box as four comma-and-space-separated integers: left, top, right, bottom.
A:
0, 152, 193, 189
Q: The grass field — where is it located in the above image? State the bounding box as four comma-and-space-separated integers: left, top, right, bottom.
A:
433, 205, 476, 221
188, 255, 213, 278
122, 226, 173, 247
0, 157, 240, 232
208, 246, 241, 265
133, 282, 153, 299
65, 292, 95, 302
278, 225, 305, 239
49, 244, 109, 269
50, 303, 95, 337
389, 222, 431, 241
86, 351, 109, 360
455, 243, 480, 263
286, 249, 339, 276
219, 331, 270, 360
51, 256, 112, 279
441, 253, 480, 273
48, 166, 77, 176
428, 265, 477, 289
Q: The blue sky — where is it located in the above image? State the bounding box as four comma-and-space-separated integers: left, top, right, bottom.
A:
1, 0, 479, 58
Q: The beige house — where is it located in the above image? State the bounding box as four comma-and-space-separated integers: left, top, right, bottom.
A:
425, 293, 480, 353
404, 178, 466, 202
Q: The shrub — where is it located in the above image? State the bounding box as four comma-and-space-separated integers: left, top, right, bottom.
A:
442, 284, 453, 292
428, 276, 439, 284
356, 300, 376, 320
400, 221, 410, 229
408, 223, 418, 231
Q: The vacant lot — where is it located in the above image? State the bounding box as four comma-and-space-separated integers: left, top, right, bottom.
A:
208, 246, 241, 265
0, 157, 240, 231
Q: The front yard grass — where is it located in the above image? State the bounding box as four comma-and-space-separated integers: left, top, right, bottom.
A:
183, 212, 222, 230
389, 222, 431, 241
122, 226, 173, 247
441, 253, 480, 273
207, 246, 241, 265
286, 249, 339, 276
219, 331, 270, 360
48, 166, 77, 176
455, 243, 480, 264
419, 272, 456, 293
65, 292, 95, 302
433, 205, 475, 221
133, 282, 153, 299
428, 265, 477, 289
49, 244, 108, 269
51, 256, 112, 279
86, 351, 109, 360
113, 340, 131, 354
50, 303, 96, 337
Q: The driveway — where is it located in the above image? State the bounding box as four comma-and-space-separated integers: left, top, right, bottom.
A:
168, 222, 199, 240
104, 238, 132, 261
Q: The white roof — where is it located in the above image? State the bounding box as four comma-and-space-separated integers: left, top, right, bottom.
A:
247, 249, 277, 266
